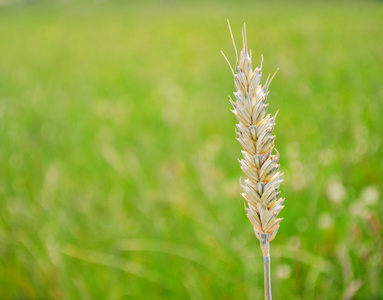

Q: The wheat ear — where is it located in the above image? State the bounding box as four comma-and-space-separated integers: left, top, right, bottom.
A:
222, 21, 284, 300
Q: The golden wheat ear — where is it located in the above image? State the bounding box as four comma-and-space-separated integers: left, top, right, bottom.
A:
223, 22, 283, 300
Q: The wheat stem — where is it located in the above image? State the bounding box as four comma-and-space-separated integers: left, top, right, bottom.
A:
264, 250, 272, 300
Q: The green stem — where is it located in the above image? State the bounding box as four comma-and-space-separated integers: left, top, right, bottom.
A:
263, 244, 272, 300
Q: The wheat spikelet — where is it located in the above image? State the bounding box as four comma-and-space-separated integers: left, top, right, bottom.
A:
222, 22, 284, 258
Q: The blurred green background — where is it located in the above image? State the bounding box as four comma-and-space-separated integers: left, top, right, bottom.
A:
1, 0, 383, 299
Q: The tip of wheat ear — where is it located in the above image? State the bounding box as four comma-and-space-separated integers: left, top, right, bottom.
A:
223, 21, 284, 257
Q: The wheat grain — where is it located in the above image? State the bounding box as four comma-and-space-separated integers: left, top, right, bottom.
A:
222, 21, 284, 300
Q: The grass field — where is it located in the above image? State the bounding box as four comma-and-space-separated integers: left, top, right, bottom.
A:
1, 0, 383, 299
